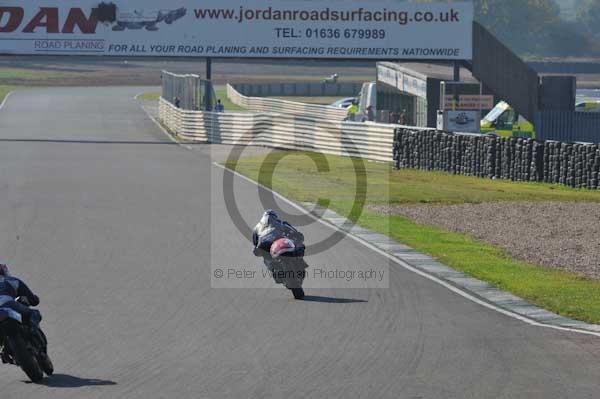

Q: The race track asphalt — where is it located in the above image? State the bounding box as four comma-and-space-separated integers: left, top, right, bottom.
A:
0, 87, 598, 399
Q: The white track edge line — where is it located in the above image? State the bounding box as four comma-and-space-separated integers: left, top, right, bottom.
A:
137, 102, 194, 150
141, 100, 600, 338
0, 91, 14, 111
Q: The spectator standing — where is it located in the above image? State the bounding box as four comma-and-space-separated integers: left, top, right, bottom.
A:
174, 97, 181, 108
366, 105, 375, 122
399, 109, 408, 125
347, 101, 359, 121
215, 99, 225, 113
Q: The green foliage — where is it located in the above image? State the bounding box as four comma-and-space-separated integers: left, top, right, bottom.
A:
576, 0, 600, 38
416, 0, 597, 57
476, 0, 591, 56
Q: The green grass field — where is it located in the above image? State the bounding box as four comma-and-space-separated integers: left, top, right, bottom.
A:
214, 88, 245, 111
136, 92, 160, 101
224, 151, 600, 324
0, 68, 79, 84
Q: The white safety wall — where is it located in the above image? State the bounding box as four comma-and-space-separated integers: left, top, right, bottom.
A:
159, 98, 402, 162
226, 84, 349, 121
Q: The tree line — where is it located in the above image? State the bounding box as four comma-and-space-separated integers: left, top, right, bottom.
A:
477, 0, 600, 56
417, 0, 600, 57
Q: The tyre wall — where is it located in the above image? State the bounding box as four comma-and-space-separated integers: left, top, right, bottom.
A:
393, 129, 600, 190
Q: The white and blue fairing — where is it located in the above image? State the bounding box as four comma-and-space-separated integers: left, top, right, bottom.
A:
0, 307, 22, 324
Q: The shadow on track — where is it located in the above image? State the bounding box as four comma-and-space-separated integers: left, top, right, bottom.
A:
0, 139, 176, 145
36, 374, 117, 388
302, 296, 367, 304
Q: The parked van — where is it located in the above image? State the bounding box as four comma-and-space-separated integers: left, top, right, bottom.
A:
357, 82, 377, 121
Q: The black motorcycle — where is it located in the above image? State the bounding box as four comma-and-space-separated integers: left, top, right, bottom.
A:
268, 248, 308, 300
253, 217, 308, 300
254, 235, 308, 300
0, 298, 53, 382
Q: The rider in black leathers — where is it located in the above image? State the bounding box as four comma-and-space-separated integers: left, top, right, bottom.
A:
252, 210, 305, 257
0, 264, 45, 364
0, 265, 40, 323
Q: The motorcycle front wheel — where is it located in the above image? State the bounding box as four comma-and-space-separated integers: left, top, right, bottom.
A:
38, 352, 54, 376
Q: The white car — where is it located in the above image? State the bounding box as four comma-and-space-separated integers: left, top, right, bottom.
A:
330, 97, 357, 109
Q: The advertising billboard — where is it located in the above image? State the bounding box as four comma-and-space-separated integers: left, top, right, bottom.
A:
0, 1, 474, 59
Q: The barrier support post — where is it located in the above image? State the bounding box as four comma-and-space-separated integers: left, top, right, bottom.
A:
453, 61, 460, 104
205, 57, 213, 111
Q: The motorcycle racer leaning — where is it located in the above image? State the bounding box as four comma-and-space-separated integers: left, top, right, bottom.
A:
0, 264, 45, 363
252, 210, 309, 299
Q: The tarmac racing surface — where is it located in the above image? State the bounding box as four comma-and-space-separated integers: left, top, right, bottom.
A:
0, 87, 598, 398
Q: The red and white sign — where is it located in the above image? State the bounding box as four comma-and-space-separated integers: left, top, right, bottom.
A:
0, 1, 474, 59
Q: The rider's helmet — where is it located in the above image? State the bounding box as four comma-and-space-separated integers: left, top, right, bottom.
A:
0, 264, 9, 277
260, 210, 280, 227
270, 238, 296, 259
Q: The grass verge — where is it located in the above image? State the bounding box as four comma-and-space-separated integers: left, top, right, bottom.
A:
224, 151, 600, 324
0, 85, 16, 104
136, 92, 161, 101
0, 68, 71, 81
215, 88, 246, 111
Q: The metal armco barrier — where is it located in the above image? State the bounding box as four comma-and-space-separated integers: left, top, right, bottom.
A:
226, 84, 349, 121
394, 128, 600, 190
159, 98, 395, 162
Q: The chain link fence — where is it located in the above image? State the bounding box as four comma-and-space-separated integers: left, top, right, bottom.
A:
161, 70, 216, 111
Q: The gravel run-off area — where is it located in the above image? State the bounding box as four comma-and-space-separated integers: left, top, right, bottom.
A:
370, 202, 600, 280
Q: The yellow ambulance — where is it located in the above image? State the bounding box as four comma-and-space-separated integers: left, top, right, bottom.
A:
480, 101, 535, 138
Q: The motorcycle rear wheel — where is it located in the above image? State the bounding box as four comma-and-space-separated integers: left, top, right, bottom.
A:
9, 335, 44, 383
291, 288, 305, 300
